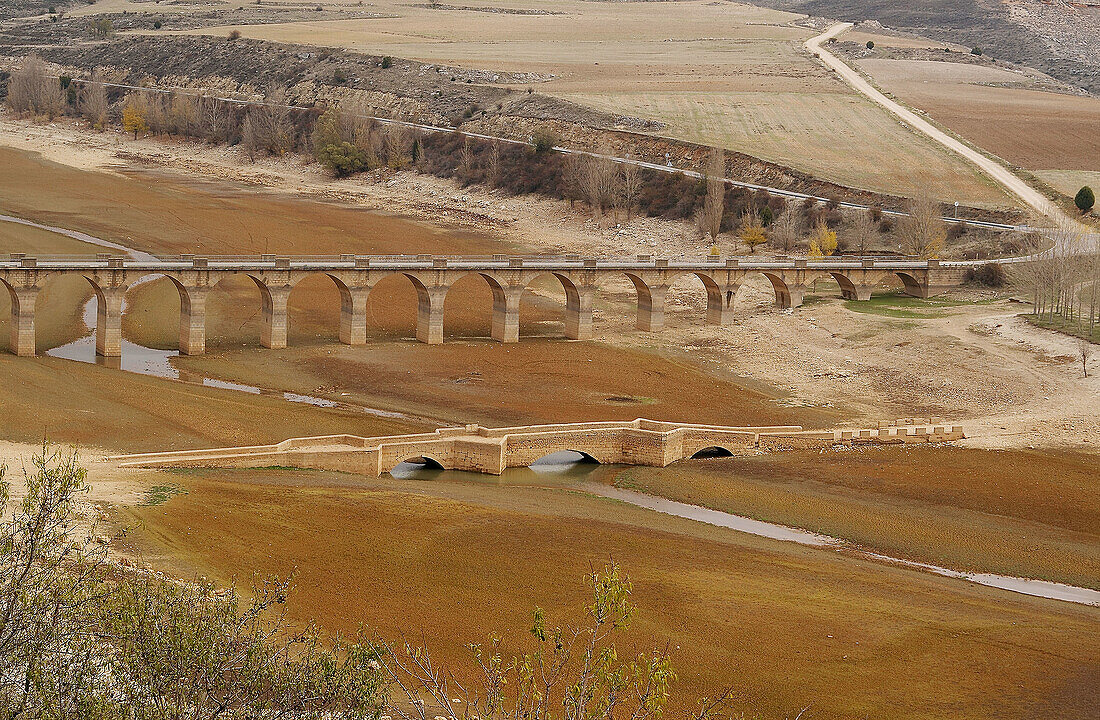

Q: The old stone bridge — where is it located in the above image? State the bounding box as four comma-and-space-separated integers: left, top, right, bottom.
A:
110, 418, 965, 476
1, 253, 969, 357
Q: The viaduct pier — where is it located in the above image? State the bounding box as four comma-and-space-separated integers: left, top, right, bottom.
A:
1, 253, 970, 357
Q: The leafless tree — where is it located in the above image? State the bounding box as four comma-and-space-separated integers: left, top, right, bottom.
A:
78, 76, 109, 131
850, 208, 877, 255
241, 86, 293, 158
1079, 337, 1093, 378
897, 196, 946, 258
620, 157, 641, 221
485, 141, 502, 188
6, 55, 65, 119
769, 202, 801, 253
699, 148, 725, 242
576, 148, 619, 222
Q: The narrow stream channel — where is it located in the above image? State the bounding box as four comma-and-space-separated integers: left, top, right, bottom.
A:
7, 214, 1099, 609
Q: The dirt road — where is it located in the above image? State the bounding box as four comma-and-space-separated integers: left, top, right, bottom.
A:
806, 23, 1070, 225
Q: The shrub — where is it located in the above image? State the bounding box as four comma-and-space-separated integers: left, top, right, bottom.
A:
866, 40, 874, 49
531, 128, 558, 153
965, 262, 1005, 287
153, 19, 161, 29
380, 55, 392, 68
946, 221, 968, 240
332, 69, 348, 85
971, 47, 982, 55
228, 29, 241, 40
316, 141, 366, 176
1075, 186, 1095, 213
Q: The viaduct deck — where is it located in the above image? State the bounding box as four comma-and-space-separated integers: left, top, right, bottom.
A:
110, 417, 966, 477
2, 253, 971, 357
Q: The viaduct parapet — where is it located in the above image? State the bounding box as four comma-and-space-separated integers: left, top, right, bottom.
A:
110, 418, 966, 477
1, 253, 970, 358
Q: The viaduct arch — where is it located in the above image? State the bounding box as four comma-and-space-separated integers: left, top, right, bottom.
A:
1, 254, 967, 358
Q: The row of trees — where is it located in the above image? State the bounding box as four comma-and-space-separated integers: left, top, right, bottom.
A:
1, 448, 740, 718
1013, 222, 1100, 354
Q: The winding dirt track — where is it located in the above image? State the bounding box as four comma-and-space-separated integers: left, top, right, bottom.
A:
805, 23, 1071, 225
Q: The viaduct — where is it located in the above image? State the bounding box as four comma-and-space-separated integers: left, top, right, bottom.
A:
0, 253, 970, 357
110, 418, 966, 477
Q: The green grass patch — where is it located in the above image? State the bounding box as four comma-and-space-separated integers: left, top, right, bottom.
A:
141, 484, 188, 507
844, 292, 991, 319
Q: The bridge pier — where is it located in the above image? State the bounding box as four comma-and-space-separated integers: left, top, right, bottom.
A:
564, 285, 594, 340
260, 285, 291, 350
7, 286, 38, 357
179, 286, 208, 355
491, 286, 524, 343
636, 283, 667, 332
339, 286, 371, 346
416, 285, 448, 345
95, 287, 127, 357
710, 281, 740, 325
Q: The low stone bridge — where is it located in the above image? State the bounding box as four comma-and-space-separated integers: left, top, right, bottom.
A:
110, 417, 965, 476
1, 253, 969, 357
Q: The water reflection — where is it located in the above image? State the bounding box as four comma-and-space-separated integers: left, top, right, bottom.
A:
389, 453, 603, 484
44, 294, 415, 421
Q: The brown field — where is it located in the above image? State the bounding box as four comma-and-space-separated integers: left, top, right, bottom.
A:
608, 446, 1100, 588
171, 340, 835, 429
854, 58, 1100, 172
116, 465, 1100, 720
102, 0, 1021, 205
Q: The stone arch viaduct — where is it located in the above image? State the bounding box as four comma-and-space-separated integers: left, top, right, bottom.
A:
111, 418, 966, 477
0, 253, 969, 357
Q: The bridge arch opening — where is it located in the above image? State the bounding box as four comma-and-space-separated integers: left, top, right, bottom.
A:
517, 272, 578, 339
388, 455, 447, 478
116, 273, 191, 350
442, 271, 499, 340
529, 449, 601, 468
895, 272, 926, 298
689, 446, 735, 459
760, 272, 795, 309
363, 272, 422, 340
196, 273, 266, 348
284, 272, 347, 345
665, 271, 724, 325
0, 277, 20, 354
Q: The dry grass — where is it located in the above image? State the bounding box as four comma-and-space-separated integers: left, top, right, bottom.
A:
855, 58, 1100, 171
117, 466, 1100, 720
556, 90, 1011, 204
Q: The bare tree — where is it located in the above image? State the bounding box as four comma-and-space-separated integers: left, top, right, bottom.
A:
240, 86, 293, 158
485, 141, 502, 188
700, 148, 725, 242
78, 76, 109, 131
897, 196, 946, 258
575, 148, 619, 222
851, 208, 877, 255
620, 157, 641, 222
769, 202, 801, 253
6, 55, 65, 119
1079, 337, 1093, 378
